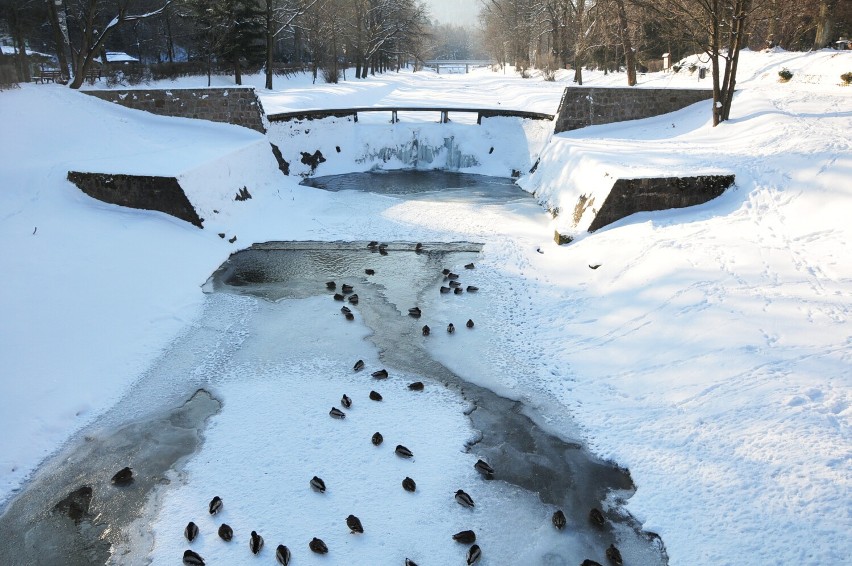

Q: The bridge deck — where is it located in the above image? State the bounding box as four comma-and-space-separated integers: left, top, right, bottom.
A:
267, 107, 554, 124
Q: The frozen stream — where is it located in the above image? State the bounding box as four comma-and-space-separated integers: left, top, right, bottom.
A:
0, 173, 666, 566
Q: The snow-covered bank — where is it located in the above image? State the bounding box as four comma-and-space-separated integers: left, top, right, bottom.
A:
1, 49, 850, 565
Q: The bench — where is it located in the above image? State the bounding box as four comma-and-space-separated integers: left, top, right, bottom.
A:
33, 70, 62, 84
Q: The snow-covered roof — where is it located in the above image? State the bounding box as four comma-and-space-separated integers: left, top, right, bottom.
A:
0, 45, 53, 58
101, 51, 139, 63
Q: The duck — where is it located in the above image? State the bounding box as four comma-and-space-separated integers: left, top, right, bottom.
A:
415, 243, 423, 252
378, 243, 388, 250
182, 549, 205, 565
606, 544, 623, 565
466, 285, 479, 292
454, 287, 463, 294
346, 514, 364, 533
447, 323, 455, 333
442, 268, 451, 275
209, 496, 223, 515
218, 523, 233, 541
111, 467, 133, 485
447, 272, 459, 280
408, 306, 422, 317
422, 325, 431, 336
379, 248, 388, 256
369, 390, 383, 401
365, 269, 375, 275
367, 241, 379, 248
372, 369, 389, 379
310, 476, 326, 493
344, 312, 355, 321
353, 359, 365, 371
228, 236, 237, 244
466, 319, 475, 328
372, 432, 384, 446
309, 537, 328, 554
341, 394, 352, 408
326, 281, 336, 290
452, 530, 476, 544
455, 489, 475, 508
589, 264, 602, 270
465, 263, 475, 269
348, 294, 359, 305
466, 544, 482, 565
329, 407, 346, 419
402, 477, 416, 492
340, 306, 351, 314
333, 293, 345, 301
184, 521, 199, 542
473, 459, 494, 478
249, 530, 264, 554
341, 284, 354, 293
582, 561, 603, 566
408, 381, 424, 391
275, 544, 291, 565
440, 286, 451, 293
449, 281, 462, 288
589, 507, 605, 528
395, 445, 414, 458
405, 559, 419, 566
552, 509, 566, 530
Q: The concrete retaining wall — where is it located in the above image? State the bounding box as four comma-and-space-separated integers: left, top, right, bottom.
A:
83, 87, 266, 133
554, 87, 713, 133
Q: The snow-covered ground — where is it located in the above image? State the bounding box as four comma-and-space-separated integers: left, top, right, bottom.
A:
1, 48, 850, 565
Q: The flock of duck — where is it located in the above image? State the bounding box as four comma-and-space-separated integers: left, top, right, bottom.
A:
116, 241, 623, 565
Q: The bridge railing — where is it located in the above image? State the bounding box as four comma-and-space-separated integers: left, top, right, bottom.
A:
266, 107, 554, 125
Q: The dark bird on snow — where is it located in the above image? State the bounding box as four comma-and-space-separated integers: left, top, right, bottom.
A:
249, 530, 264, 554
589, 508, 605, 528
606, 544, 623, 566
379, 248, 388, 256
452, 530, 476, 544
183, 549, 205, 565
465, 263, 475, 269
454, 288, 463, 295
473, 459, 493, 478
449, 281, 462, 288
447, 272, 459, 280
402, 477, 416, 492
552, 509, 566, 530
209, 496, 223, 515
589, 264, 602, 270
466, 319, 475, 328
406, 559, 419, 566
408, 306, 422, 317
218, 523, 233, 541
372, 369, 389, 379
341, 394, 352, 408
422, 325, 431, 336
369, 390, 383, 401
329, 407, 346, 419
368, 241, 379, 248
276, 544, 291, 566
395, 445, 414, 458
340, 306, 351, 314
466, 544, 482, 565
440, 286, 451, 294
111, 467, 133, 485
184, 521, 199, 542
408, 381, 424, 391
354, 359, 365, 371
378, 243, 388, 250
326, 281, 336, 289
341, 284, 354, 294
310, 476, 326, 493
228, 236, 237, 244
344, 312, 355, 321
442, 268, 451, 275
447, 323, 455, 333
455, 489, 475, 508
415, 243, 423, 252
365, 269, 375, 275
348, 294, 359, 304
333, 293, 345, 301
346, 514, 364, 533
309, 537, 328, 554
581, 561, 603, 566
372, 432, 384, 446
466, 286, 479, 292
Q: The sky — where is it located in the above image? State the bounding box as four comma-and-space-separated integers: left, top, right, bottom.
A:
423, 0, 482, 26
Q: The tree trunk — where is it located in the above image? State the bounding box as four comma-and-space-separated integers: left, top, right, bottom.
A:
614, 0, 636, 86
813, 0, 836, 49
46, 0, 71, 79
265, 0, 274, 89
720, 0, 749, 121
234, 60, 242, 85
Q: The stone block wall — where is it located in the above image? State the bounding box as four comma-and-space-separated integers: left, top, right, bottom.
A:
84, 87, 266, 133
554, 87, 713, 133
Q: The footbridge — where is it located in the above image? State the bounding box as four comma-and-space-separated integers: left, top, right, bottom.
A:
422, 59, 494, 73
267, 106, 554, 125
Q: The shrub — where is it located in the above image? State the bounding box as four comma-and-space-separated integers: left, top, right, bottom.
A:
321, 66, 340, 84
841, 72, 852, 85
778, 68, 793, 82
672, 64, 681, 73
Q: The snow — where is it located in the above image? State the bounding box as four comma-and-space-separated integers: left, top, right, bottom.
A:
2, 49, 851, 566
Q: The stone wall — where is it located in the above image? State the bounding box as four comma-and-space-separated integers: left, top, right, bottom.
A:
83, 87, 266, 133
554, 87, 713, 133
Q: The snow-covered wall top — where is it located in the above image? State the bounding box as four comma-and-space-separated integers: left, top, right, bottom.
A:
555, 87, 713, 132
83, 87, 266, 133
